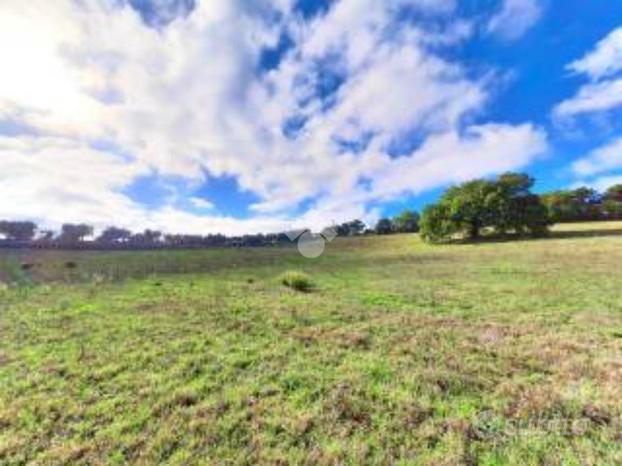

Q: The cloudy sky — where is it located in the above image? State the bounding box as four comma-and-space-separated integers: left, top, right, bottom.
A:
1, 0, 622, 235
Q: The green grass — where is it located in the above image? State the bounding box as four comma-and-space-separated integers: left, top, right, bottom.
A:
1, 222, 621, 465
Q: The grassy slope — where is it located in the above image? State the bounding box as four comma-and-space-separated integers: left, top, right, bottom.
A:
1, 223, 621, 465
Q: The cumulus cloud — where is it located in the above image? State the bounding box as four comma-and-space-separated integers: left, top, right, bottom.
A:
578, 175, 622, 193
189, 197, 214, 210
568, 27, 622, 81
571, 174, 622, 197
0, 135, 148, 229
555, 29, 622, 190
0, 0, 547, 233
0, 134, 299, 236
555, 27, 622, 119
572, 137, 622, 177
554, 79, 622, 118
487, 0, 542, 40
127, 0, 197, 27
370, 124, 548, 198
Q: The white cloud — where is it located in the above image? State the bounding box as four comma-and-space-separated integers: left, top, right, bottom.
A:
370, 124, 548, 198
555, 27, 622, 119
572, 137, 622, 177
554, 79, 622, 118
557, 30, 622, 188
189, 197, 214, 210
572, 175, 622, 194
487, 0, 542, 40
0, 135, 148, 229
568, 27, 622, 81
0, 0, 547, 234
0, 135, 297, 236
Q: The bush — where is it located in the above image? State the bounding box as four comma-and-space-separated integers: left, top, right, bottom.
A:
280, 270, 314, 292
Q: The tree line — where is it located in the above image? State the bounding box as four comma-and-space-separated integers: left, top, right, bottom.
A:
540, 186, 622, 222
372, 180, 622, 241
0, 219, 380, 250
1, 176, 621, 248
418, 175, 622, 242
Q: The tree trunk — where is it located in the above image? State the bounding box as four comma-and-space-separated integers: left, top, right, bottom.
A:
469, 222, 480, 239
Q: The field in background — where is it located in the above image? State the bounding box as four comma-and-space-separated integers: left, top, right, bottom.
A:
1, 222, 621, 464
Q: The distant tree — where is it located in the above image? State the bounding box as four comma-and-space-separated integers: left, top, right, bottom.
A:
599, 184, 622, 219
375, 218, 394, 235
420, 173, 550, 242
334, 220, 366, 236
129, 229, 162, 246
542, 191, 580, 222
37, 230, 55, 242
144, 229, 162, 243
59, 224, 93, 244
204, 233, 227, 247
164, 234, 181, 247
335, 223, 350, 237
97, 227, 132, 244
273, 232, 291, 244
605, 184, 622, 203
392, 210, 420, 233
0, 221, 37, 241
541, 187, 602, 222
347, 219, 366, 236
241, 234, 265, 247
184, 235, 204, 247
573, 187, 600, 204
602, 199, 622, 219
163, 234, 204, 248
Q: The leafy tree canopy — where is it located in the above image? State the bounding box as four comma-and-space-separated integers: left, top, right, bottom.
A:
420, 172, 550, 242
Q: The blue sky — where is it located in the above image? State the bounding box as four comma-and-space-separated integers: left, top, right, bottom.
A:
1, 0, 622, 234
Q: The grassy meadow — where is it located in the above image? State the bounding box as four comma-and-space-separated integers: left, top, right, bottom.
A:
1, 222, 621, 465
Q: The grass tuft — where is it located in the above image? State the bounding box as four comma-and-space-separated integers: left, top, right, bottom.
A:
280, 270, 314, 292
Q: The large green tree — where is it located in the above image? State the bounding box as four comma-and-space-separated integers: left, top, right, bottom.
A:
420, 173, 550, 242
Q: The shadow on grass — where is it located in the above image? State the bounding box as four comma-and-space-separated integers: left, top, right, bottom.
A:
445, 227, 622, 245
549, 228, 622, 240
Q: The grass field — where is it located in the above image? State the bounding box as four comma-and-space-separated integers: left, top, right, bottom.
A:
1, 222, 621, 465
